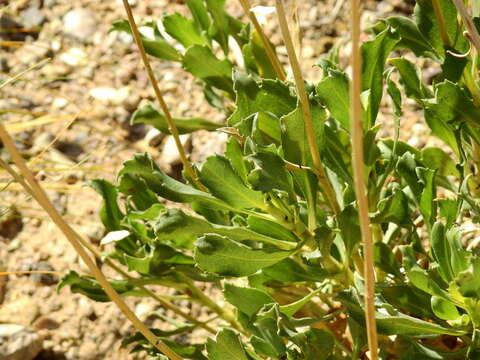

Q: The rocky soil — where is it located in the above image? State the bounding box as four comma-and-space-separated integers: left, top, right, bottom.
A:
0, 0, 418, 359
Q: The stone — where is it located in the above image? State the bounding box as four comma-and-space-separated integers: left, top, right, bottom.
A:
59, 47, 88, 67
0, 324, 43, 360
27, 261, 58, 286
0, 209, 23, 241
145, 128, 164, 148
31, 132, 54, 154
22, 7, 46, 28
62, 9, 97, 42
89, 87, 130, 105
16, 43, 51, 66
161, 134, 191, 166
0, 298, 39, 326
33, 317, 60, 330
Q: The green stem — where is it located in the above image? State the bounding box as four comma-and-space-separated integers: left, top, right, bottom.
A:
176, 273, 245, 334
432, 0, 451, 46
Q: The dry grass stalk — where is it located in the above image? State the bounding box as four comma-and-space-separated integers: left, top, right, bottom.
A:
238, 0, 286, 80
275, 0, 340, 216
121, 0, 205, 191
349, 0, 378, 358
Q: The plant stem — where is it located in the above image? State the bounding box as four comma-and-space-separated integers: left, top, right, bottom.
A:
349, 1, 378, 359
453, 0, 480, 53
432, 0, 451, 46
238, 0, 286, 81
176, 273, 245, 334
121, 0, 206, 192
275, 0, 340, 216
0, 125, 183, 360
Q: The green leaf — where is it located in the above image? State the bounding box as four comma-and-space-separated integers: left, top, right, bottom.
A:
374, 242, 402, 278
407, 266, 455, 304
247, 150, 295, 196
206, 328, 249, 360
427, 81, 480, 128
205, 0, 229, 54
398, 336, 467, 359
373, 187, 410, 225
431, 296, 461, 320
438, 198, 458, 227
418, 167, 437, 227
381, 285, 437, 319
118, 173, 158, 211
263, 258, 327, 283
247, 216, 298, 243
194, 234, 292, 277
315, 61, 350, 130
446, 227, 470, 276
362, 26, 399, 126
431, 221, 454, 282
110, 20, 181, 61
182, 45, 234, 95
381, 16, 437, 58
185, 0, 211, 32
281, 105, 326, 166
119, 154, 234, 212
337, 205, 361, 257
323, 126, 353, 185
154, 208, 296, 250
415, 0, 467, 56
163, 13, 208, 48
292, 329, 334, 360
279, 288, 321, 317
244, 30, 278, 79
200, 155, 265, 210
228, 73, 297, 126
131, 104, 220, 134
421, 147, 459, 176
339, 290, 466, 336
224, 284, 275, 317
455, 257, 480, 298
252, 111, 282, 145
154, 208, 212, 249
225, 137, 249, 184
390, 57, 431, 101
123, 244, 194, 276
58, 271, 141, 302
87, 179, 123, 231
441, 48, 468, 82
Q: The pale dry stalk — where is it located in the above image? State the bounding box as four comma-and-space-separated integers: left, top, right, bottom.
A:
238, 0, 286, 80
349, 0, 379, 358
122, 0, 206, 191
275, 0, 340, 216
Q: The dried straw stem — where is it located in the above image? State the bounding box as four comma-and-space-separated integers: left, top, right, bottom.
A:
122, 0, 205, 191
349, 0, 378, 358
238, 0, 286, 80
275, 0, 340, 215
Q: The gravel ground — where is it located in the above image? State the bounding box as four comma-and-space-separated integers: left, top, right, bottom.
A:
0, 0, 417, 359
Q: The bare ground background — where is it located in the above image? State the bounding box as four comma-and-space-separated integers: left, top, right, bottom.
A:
0, 0, 419, 359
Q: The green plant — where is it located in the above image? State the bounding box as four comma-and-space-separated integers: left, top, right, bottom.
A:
53, 0, 480, 359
